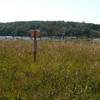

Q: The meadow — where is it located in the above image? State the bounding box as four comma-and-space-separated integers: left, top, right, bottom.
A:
0, 39, 100, 100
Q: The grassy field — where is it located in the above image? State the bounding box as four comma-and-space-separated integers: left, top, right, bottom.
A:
0, 40, 100, 100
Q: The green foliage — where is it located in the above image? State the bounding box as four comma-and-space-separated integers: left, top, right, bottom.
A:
0, 40, 100, 100
0, 21, 100, 37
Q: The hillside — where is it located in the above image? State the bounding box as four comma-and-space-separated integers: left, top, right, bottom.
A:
0, 21, 100, 37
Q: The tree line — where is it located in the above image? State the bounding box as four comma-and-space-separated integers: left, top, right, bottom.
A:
0, 21, 100, 38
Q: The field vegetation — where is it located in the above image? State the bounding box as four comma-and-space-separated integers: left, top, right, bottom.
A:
0, 40, 100, 100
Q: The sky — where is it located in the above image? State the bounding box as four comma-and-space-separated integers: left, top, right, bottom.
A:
0, 0, 100, 24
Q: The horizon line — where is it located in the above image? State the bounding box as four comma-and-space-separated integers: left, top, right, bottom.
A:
0, 20, 99, 25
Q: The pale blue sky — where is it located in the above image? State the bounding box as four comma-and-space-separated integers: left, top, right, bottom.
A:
0, 0, 100, 24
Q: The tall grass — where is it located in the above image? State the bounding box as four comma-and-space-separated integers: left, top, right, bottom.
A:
0, 40, 100, 100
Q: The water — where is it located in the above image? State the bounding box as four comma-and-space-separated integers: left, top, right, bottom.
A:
0, 36, 100, 43
0, 36, 65, 40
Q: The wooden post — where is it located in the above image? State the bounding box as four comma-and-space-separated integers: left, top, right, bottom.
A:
31, 29, 40, 62
33, 30, 37, 62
